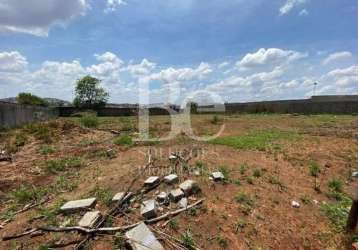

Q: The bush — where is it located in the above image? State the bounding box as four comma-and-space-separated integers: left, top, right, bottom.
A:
17, 93, 48, 107
80, 115, 99, 128
328, 178, 343, 193
309, 162, 321, 177
45, 157, 84, 173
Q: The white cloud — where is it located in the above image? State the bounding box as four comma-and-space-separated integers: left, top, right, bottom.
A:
0, 51, 28, 72
299, 9, 309, 16
104, 0, 127, 13
279, 0, 309, 16
326, 65, 358, 86
87, 52, 123, 78
126, 59, 156, 76
0, 0, 88, 36
237, 48, 307, 69
322, 51, 353, 65
218, 62, 230, 69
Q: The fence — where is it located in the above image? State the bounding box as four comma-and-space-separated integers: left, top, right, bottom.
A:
0, 101, 58, 128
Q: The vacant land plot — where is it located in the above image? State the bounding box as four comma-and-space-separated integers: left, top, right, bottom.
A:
0, 114, 357, 249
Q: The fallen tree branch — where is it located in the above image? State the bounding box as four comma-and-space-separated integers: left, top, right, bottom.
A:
2, 199, 205, 241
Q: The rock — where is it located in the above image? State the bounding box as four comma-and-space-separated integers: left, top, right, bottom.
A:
324, 162, 332, 168
157, 192, 168, 203
179, 197, 188, 208
125, 222, 164, 250
141, 199, 157, 219
352, 171, 358, 178
60, 198, 97, 213
212, 172, 225, 181
313, 199, 319, 205
112, 192, 132, 202
179, 180, 200, 196
164, 174, 178, 184
169, 189, 184, 202
291, 201, 300, 208
169, 154, 177, 160
193, 170, 201, 176
144, 176, 160, 187
78, 211, 101, 228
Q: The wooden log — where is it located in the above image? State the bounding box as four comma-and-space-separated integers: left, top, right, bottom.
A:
347, 190, 358, 233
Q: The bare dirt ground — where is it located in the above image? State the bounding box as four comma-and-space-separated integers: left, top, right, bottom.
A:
0, 114, 357, 250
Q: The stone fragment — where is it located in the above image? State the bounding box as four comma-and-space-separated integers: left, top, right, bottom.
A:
169, 189, 184, 202
144, 176, 160, 187
178, 197, 188, 208
179, 180, 199, 196
164, 174, 178, 184
141, 199, 157, 219
193, 170, 201, 176
112, 192, 129, 202
212, 172, 225, 181
125, 222, 164, 250
60, 198, 96, 213
291, 200, 300, 208
169, 154, 177, 160
78, 211, 101, 228
352, 171, 358, 178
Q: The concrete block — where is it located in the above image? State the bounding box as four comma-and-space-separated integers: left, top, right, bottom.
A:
157, 192, 168, 203
141, 199, 157, 219
164, 174, 178, 184
179, 197, 188, 208
169, 188, 184, 202
78, 211, 101, 228
179, 180, 199, 196
112, 192, 132, 202
125, 222, 164, 250
144, 176, 160, 187
60, 198, 96, 213
352, 171, 358, 178
212, 172, 225, 181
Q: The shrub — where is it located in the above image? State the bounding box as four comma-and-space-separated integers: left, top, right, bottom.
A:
253, 169, 263, 178
309, 162, 321, 177
14, 132, 28, 147
328, 178, 343, 193
211, 115, 221, 124
80, 115, 99, 128
113, 135, 133, 146
39, 145, 56, 155
11, 185, 49, 204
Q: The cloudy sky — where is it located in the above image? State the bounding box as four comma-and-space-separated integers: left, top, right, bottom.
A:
0, 0, 357, 104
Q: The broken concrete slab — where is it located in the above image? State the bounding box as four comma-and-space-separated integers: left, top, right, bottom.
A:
112, 192, 133, 202
141, 199, 157, 219
179, 180, 200, 196
212, 172, 225, 181
60, 198, 96, 213
169, 154, 178, 160
169, 188, 184, 202
164, 174, 178, 184
178, 197, 188, 208
125, 222, 164, 250
144, 176, 160, 187
352, 171, 358, 178
78, 211, 101, 228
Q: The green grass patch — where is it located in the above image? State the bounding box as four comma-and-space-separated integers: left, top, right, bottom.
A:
113, 135, 133, 146
210, 129, 298, 151
79, 115, 99, 128
45, 157, 84, 174
309, 161, 321, 177
39, 145, 56, 155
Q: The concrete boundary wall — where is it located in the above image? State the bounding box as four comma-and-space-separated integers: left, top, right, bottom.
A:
0, 101, 58, 128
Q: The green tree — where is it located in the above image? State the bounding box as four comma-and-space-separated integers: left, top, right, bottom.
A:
17, 93, 48, 106
73, 75, 109, 108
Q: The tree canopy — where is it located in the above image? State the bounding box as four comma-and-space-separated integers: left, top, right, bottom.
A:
73, 75, 109, 108
17, 93, 48, 106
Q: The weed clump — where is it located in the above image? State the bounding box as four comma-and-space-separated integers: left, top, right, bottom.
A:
309, 161, 321, 177
45, 157, 84, 173
113, 135, 133, 146
80, 115, 99, 128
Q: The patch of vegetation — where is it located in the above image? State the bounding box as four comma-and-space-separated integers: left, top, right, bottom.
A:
79, 115, 99, 128
309, 161, 321, 177
54, 176, 78, 192
78, 138, 98, 147
235, 190, 255, 214
17, 92, 48, 107
216, 235, 229, 249
89, 186, 114, 206
25, 123, 55, 143
37, 200, 64, 226
234, 219, 247, 232
210, 115, 222, 124
320, 193, 352, 231
14, 132, 28, 147
253, 169, 263, 178
218, 165, 230, 180
300, 195, 312, 205
181, 229, 195, 249
45, 157, 84, 174
11, 185, 49, 204
239, 163, 248, 175
113, 135, 133, 146
246, 176, 254, 185
210, 129, 298, 151
328, 178, 343, 193
39, 145, 56, 155
168, 219, 179, 231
